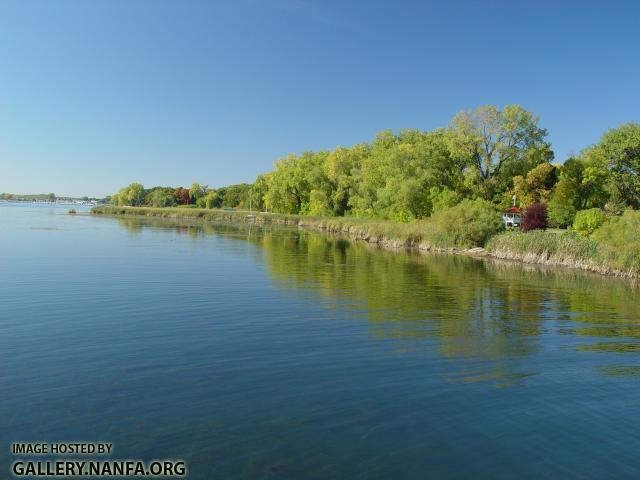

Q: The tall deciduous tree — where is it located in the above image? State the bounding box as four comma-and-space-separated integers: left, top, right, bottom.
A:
324, 145, 365, 216
147, 188, 177, 207
189, 182, 207, 202
117, 182, 145, 206
595, 123, 640, 209
173, 187, 191, 205
446, 105, 553, 200
249, 173, 271, 211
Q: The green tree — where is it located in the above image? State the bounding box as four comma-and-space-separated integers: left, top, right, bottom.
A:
547, 158, 583, 227
249, 173, 271, 211
446, 105, 553, 201
546, 154, 608, 228
265, 152, 330, 214
222, 183, 252, 208
189, 182, 207, 202
116, 183, 145, 206
594, 123, 640, 208
147, 188, 177, 207
429, 187, 462, 213
349, 129, 462, 219
324, 145, 366, 216
511, 162, 557, 208
204, 190, 223, 209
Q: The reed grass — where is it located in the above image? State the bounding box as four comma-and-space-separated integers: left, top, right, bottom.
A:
487, 230, 640, 278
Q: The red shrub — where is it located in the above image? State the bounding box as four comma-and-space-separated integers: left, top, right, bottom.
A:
521, 203, 548, 232
174, 187, 191, 205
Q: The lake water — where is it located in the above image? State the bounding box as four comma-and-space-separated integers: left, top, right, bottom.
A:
2, 203, 640, 479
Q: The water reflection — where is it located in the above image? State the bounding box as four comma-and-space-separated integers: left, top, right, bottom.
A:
113, 217, 640, 380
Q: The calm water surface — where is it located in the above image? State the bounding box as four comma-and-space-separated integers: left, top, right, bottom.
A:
2, 203, 640, 479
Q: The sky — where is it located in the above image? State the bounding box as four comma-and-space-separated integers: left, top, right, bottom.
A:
1, 0, 638, 197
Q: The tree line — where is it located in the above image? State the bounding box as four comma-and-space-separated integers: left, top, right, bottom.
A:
112, 104, 640, 228
111, 182, 253, 210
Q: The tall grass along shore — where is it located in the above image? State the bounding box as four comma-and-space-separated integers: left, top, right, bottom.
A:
489, 210, 640, 279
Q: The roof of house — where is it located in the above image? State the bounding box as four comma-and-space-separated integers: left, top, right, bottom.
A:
504, 207, 522, 214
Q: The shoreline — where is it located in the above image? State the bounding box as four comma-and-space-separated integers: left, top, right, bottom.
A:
91, 206, 638, 282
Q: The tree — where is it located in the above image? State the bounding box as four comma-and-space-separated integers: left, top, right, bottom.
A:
265, 152, 330, 214
204, 190, 223, 209
116, 183, 145, 206
547, 158, 583, 227
429, 187, 462, 213
349, 129, 462, 219
174, 187, 191, 205
595, 123, 640, 208
221, 183, 252, 208
511, 162, 557, 208
446, 105, 553, 200
547, 154, 608, 227
249, 173, 271, 211
324, 145, 366, 216
147, 188, 177, 207
189, 182, 207, 202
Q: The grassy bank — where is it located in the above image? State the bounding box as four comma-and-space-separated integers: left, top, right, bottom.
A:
297, 217, 473, 251
487, 230, 640, 278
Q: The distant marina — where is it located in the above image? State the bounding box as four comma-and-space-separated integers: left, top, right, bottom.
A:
0, 198, 102, 206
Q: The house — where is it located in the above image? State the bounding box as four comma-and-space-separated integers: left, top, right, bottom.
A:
503, 207, 522, 229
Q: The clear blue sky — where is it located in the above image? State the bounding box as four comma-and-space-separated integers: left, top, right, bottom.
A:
1, 0, 638, 197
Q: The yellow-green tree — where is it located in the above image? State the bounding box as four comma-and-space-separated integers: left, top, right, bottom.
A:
446, 105, 553, 201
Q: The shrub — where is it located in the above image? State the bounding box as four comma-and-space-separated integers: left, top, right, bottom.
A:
429, 198, 503, 248
573, 208, 606, 236
521, 203, 547, 232
388, 210, 411, 223
429, 187, 462, 213
547, 197, 576, 228
592, 210, 640, 248
590, 210, 640, 273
